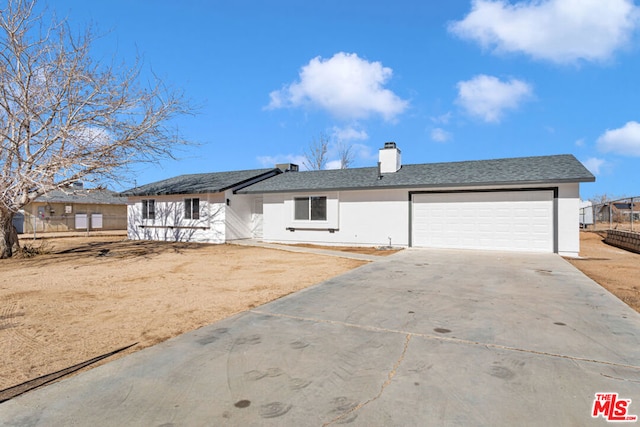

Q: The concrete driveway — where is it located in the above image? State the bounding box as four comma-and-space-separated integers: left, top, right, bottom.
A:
2, 249, 640, 426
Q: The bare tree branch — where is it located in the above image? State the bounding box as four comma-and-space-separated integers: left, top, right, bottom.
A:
303, 132, 329, 171
0, 0, 194, 257
337, 140, 354, 169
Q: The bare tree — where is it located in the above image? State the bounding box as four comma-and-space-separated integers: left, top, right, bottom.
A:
0, 0, 192, 258
303, 132, 355, 170
589, 194, 613, 205
303, 132, 329, 171
337, 141, 354, 169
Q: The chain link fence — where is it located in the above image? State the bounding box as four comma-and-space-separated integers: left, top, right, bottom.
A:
580, 196, 639, 232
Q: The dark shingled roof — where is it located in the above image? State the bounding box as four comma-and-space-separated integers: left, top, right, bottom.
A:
238, 154, 595, 194
120, 168, 280, 196
37, 188, 126, 205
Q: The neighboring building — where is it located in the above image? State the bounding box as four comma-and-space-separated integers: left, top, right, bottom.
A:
120, 169, 281, 243
123, 143, 596, 257
579, 200, 594, 228
19, 183, 127, 234
596, 202, 640, 222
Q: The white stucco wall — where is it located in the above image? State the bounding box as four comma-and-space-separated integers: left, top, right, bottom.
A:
557, 183, 580, 257
127, 193, 226, 243
263, 189, 409, 247
261, 182, 583, 255
124, 180, 582, 254
225, 193, 263, 240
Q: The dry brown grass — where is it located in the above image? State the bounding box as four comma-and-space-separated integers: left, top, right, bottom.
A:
0, 237, 366, 391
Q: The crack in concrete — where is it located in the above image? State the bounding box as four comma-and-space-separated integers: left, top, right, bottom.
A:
322, 334, 412, 426
250, 309, 640, 371
600, 373, 640, 383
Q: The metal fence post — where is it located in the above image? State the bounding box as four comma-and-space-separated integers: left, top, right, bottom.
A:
609, 202, 612, 230
632, 197, 635, 232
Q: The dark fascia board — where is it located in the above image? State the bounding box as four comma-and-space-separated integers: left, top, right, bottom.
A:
120, 168, 281, 197
215, 169, 281, 193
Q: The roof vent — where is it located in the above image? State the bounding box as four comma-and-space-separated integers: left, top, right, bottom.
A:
384, 142, 397, 149
276, 163, 299, 172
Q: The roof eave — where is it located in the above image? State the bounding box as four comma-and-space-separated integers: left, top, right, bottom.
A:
239, 177, 595, 194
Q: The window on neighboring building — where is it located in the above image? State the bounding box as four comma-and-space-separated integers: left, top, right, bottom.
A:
294, 196, 326, 221
185, 198, 200, 220
142, 199, 155, 220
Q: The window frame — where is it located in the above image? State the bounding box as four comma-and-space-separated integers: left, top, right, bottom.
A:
294, 196, 327, 222
184, 197, 200, 220
142, 199, 155, 220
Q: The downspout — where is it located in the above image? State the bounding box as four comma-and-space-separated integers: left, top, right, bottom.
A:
408, 192, 413, 247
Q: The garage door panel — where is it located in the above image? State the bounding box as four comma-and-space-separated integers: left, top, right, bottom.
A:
412, 191, 554, 253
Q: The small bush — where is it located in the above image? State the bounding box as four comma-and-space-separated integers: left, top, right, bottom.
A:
18, 241, 53, 258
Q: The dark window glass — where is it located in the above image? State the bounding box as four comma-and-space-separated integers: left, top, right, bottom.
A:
192, 198, 200, 220
148, 200, 155, 219
294, 196, 326, 221
294, 197, 309, 220
142, 199, 155, 220
185, 198, 200, 220
310, 196, 326, 221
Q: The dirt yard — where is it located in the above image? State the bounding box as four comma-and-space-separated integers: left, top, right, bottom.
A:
567, 231, 640, 313
0, 237, 368, 391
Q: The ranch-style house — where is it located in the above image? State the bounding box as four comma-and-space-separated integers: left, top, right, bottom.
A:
121, 143, 595, 257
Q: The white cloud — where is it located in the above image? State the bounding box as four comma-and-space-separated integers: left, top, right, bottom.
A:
456, 75, 533, 123
597, 121, 640, 156
575, 138, 585, 147
325, 160, 343, 170
449, 0, 640, 64
431, 128, 452, 143
582, 157, 606, 175
257, 154, 307, 168
72, 126, 112, 147
331, 126, 369, 142
327, 142, 377, 169
326, 138, 376, 169
266, 52, 409, 121
431, 112, 452, 125
350, 143, 376, 162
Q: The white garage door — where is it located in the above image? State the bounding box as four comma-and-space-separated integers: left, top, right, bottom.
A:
412, 191, 554, 253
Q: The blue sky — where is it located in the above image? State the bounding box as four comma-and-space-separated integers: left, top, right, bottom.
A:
46, 0, 640, 199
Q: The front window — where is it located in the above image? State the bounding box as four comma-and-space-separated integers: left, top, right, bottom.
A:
185, 198, 200, 220
142, 199, 155, 220
294, 196, 326, 221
